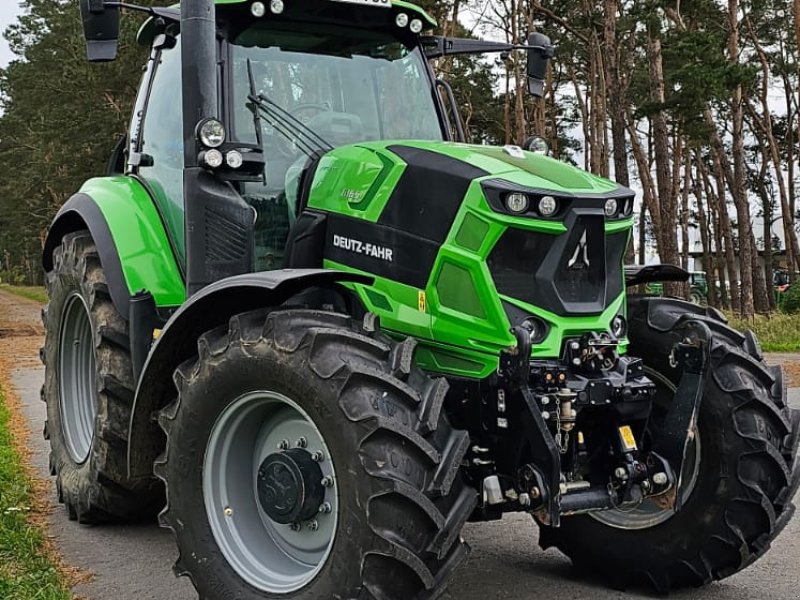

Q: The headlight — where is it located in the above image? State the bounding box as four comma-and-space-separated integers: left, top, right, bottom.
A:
203, 148, 224, 169
226, 150, 244, 169
611, 315, 627, 338
198, 118, 226, 148
538, 195, 557, 216
410, 19, 424, 33
251, 2, 266, 17
396, 13, 409, 27
270, 0, 284, 14
604, 198, 618, 217
505, 193, 530, 214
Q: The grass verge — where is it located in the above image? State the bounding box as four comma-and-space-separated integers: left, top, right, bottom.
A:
0, 285, 48, 304
0, 386, 72, 600
725, 311, 800, 352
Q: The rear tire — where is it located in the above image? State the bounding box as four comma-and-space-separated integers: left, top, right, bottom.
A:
42, 231, 163, 523
156, 308, 477, 599
538, 296, 800, 593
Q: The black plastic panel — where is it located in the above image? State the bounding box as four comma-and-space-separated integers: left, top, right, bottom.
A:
488, 209, 628, 316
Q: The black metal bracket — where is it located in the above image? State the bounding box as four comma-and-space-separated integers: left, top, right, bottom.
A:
499, 326, 532, 385
519, 387, 562, 526
652, 318, 711, 511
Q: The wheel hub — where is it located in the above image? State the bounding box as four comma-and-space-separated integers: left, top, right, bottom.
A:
257, 448, 324, 524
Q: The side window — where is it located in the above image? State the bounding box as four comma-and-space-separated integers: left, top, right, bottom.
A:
137, 39, 185, 260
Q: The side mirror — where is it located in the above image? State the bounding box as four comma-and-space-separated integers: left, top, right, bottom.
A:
526, 32, 554, 98
79, 0, 120, 62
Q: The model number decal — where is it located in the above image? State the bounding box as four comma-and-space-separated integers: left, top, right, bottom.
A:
332, 234, 394, 262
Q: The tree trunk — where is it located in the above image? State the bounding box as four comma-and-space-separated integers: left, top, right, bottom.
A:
700, 151, 738, 311
727, 0, 754, 317
693, 156, 718, 307
646, 29, 681, 296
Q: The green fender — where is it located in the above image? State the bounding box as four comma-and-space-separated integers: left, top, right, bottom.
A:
43, 176, 186, 316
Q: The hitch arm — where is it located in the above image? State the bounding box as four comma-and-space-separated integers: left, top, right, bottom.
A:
652, 319, 711, 511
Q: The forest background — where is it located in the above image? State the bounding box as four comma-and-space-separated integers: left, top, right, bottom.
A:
1, 0, 799, 318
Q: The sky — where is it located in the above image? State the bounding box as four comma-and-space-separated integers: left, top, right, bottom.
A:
0, 1, 24, 69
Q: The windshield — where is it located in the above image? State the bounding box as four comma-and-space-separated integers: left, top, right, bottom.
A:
228, 24, 444, 270
230, 25, 444, 145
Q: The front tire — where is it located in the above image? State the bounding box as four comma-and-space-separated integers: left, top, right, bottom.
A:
539, 297, 800, 593
42, 230, 163, 523
156, 308, 477, 599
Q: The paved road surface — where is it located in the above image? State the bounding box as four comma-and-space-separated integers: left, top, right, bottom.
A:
1, 288, 798, 600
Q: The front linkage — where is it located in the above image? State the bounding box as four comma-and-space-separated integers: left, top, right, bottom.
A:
467, 318, 711, 527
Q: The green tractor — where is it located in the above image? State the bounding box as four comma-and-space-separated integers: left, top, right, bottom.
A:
41, 0, 799, 597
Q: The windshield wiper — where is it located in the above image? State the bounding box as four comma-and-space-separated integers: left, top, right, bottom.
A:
245, 81, 333, 157
245, 60, 264, 149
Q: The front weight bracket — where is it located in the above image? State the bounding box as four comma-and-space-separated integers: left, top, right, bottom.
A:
652, 318, 711, 511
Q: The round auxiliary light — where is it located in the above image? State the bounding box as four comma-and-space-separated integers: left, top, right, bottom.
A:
251, 2, 266, 17
410, 19, 424, 33
538, 195, 557, 216
204, 149, 224, 169
270, 0, 284, 15
226, 150, 244, 169
505, 193, 530, 214
396, 13, 409, 27
604, 198, 618, 217
198, 118, 226, 148
611, 315, 627, 338
528, 136, 549, 155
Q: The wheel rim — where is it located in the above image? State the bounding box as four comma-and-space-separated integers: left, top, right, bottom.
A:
58, 293, 98, 464
589, 368, 702, 530
203, 391, 338, 594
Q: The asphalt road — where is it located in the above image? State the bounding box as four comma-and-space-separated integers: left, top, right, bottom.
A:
2, 288, 799, 600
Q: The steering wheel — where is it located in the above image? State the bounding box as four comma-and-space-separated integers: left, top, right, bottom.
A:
275, 102, 331, 159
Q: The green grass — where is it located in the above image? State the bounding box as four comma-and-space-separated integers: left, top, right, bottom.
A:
0, 285, 48, 304
726, 312, 800, 352
0, 387, 72, 600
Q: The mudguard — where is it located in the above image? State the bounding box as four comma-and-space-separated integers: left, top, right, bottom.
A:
624, 264, 689, 288
42, 177, 185, 317
127, 268, 372, 478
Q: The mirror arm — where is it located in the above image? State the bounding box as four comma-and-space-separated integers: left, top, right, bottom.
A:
422, 36, 554, 59
101, 1, 179, 20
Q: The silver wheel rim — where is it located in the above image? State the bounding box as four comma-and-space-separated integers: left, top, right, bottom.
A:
589, 368, 702, 530
203, 391, 338, 594
58, 293, 97, 464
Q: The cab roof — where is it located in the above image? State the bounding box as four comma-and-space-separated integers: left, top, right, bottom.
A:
138, 0, 437, 46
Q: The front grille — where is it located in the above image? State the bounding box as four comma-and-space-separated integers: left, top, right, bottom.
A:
488, 212, 627, 316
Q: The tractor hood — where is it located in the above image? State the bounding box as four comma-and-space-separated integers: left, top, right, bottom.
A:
305, 140, 634, 222
304, 139, 633, 364
389, 141, 625, 196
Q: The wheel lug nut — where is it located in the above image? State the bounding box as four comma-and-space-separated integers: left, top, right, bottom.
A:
653, 472, 668, 485
307, 520, 319, 531
296, 437, 307, 448
277, 439, 289, 450
289, 522, 301, 531
321, 476, 333, 488
318, 502, 332, 514
224, 506, 233, 517
311, 451, 324, 462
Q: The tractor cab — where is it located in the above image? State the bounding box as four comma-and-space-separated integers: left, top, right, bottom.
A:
132, 1, 454, 271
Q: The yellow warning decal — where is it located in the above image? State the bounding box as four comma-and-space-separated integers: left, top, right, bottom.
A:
618, 425, 637, 452
418, 291, 426, 312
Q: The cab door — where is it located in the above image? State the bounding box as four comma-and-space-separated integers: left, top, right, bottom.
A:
128, 36, 186, 265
